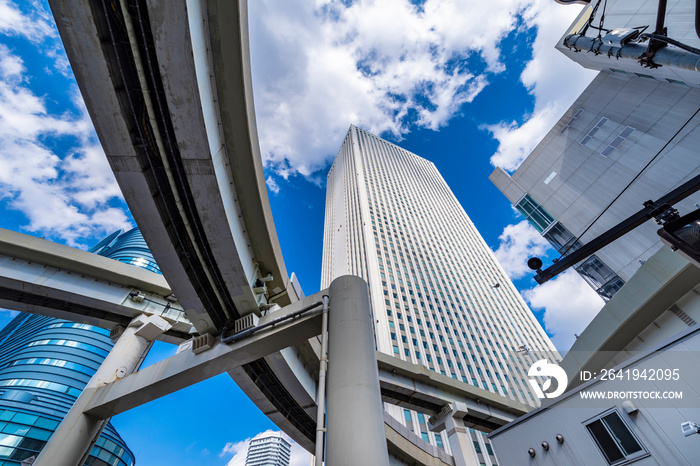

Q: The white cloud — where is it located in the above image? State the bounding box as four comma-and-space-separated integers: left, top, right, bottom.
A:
0, 47, 22, 78
493, 221, 604, 352
0, 43, 131, 246
249, 0, 555, 179
494, 220, 551, 279
220, 430, 310, 466
266, 176, 280, 195
524, 269, 604, 351
0, 0, 54, 41
487, 0, 598, 171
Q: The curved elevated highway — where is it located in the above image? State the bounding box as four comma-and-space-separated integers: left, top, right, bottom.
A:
0, 1, 530, 463
43, 0, 320, 450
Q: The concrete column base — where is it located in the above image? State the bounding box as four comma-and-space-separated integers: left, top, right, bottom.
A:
34, 315, 171, 466
326, 275, 390, 466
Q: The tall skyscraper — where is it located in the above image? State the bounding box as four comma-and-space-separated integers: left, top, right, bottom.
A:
245, 432, 291, 466
321, 125, 559, 463
0, 227, 158, 466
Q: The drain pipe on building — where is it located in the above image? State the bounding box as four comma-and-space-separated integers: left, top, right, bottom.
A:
314, 295, 330, 466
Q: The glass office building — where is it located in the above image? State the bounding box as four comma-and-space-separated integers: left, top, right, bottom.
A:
0, 227, 157, 466
88, 227, 160, 274
322, 126, 559, 465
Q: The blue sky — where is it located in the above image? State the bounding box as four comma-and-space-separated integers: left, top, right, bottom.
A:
0, 0, 603, 464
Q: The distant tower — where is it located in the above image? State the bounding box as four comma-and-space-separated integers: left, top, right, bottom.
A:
0, 227, 156, 466
321, 125, 559, 462
245, 432, 291, 466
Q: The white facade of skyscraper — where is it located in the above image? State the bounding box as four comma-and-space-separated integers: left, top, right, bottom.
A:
321, 125, 559, 463
245, 432, 291, 466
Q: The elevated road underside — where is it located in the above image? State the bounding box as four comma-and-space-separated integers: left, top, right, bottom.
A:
0, 1, 531, 464
0, 231, 527, 463
45, 0, 322, 449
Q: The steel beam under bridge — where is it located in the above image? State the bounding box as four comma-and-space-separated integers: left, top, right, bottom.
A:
0, 231, 525, 434
377, 352, 530, 432
77, 306, 526, 434
35, 277, 392, 466
84, 292, 325, 419
0, 228, 193, 344
0, 230, 321, 450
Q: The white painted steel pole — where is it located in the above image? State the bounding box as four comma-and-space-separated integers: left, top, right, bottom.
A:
326, 275, 389, 466
314, 295, 330, 466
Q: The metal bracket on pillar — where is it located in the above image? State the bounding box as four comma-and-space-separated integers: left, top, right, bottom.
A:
129, 314, 172, 341
428, 402, 468, 433
428, 402, 479, 466
191, 333, 214, 354
110, 325, 125, 342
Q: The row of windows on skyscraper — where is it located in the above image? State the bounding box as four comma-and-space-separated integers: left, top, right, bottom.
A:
359, 129, 555, 396
0, 124, 562, 466
322, 125, 561, 463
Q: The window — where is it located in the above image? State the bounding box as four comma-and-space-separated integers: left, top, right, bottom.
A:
580, 117, 608, 145
576, 255, 617, 289
515, 194, 555, 233
47, 322, 110, 336
542, 222, 581, 255
434, 433, 443, 449
26, 339, 109, 357
0, 379, 81, 397
473, 441, 482, 454
585, 410, 646, 464
598, 276, 625, 301
601, 126, 635, 157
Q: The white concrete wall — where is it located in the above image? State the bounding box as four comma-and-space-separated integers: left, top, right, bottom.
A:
490, 325, 700, 465
492, 70, 700, 283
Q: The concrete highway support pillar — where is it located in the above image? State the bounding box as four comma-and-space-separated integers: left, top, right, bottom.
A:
34, 314, 172, 466
429, 402, 479, 466
325, 275, 389, 466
